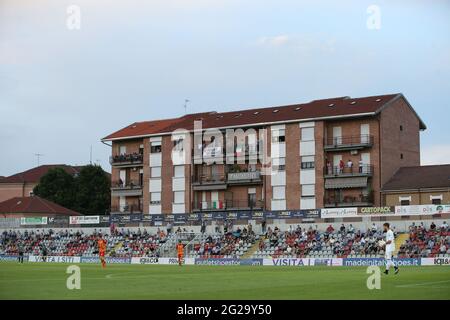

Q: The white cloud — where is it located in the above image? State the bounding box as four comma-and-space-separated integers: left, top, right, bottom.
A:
257, 35, 291, 47
421, 144, 450, 165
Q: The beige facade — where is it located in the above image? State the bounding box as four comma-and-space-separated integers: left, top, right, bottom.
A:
383, 189, 450, 206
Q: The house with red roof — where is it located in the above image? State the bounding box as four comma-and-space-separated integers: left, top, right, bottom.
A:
0, 165, 85, 203
0, 196, 81, 218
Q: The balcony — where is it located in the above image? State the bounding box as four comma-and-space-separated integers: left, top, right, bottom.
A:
324, 193, 374, 208
193, 199, 264, 212
324, 135, 373, 151
110, 153, 143, 167
111, 180, 143, 197
192, 174, 227, 191
110, 204, 143, 214
324, 164, 373, 178
227, 170, 262, 185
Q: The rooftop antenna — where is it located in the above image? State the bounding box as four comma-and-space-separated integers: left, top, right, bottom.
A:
34, 153, 44, 166
184, 99, 190, 115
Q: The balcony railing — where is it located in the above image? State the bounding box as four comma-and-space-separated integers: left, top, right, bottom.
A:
111, 180, 143, 189
111, 180, 143, 196
324, 135, 373, 150
110, 153, 144, 166
324, 164, 373, 177
193, 174, 226, 185
324, 193, 374, 207
110, 204, 143, 214
193, 199, 264, 211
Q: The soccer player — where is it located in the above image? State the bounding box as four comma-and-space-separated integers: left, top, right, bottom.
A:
176, 241, 184, 266
97, 234, 107, 268
383, 223, 399, 275
17, 241, 24, 264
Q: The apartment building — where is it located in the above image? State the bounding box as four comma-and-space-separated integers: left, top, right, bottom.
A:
102, 93, 426, 215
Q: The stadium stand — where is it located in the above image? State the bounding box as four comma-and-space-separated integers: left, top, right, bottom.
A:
1, 223, 448, 259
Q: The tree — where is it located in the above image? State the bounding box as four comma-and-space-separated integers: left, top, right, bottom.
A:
74, 165, 111, 215
33, 168, 76, 210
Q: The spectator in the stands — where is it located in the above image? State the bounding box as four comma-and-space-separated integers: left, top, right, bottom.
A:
326, 225, 334, 234
430, 222, 436, 230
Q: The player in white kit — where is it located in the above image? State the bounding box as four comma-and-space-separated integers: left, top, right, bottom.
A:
383, 223, 399, 275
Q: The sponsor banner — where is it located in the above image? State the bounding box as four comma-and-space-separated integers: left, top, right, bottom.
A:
343, 258, 420, 266
80, 256, 131, 264
131, 257, 159, 264
100, 215, 110, 223
0, 255, 28, 262
213, 212, 227, 220
20, 217, 48, 226
303, 209, 321, 219
239, 259, 263, 266
201, 213, 214, 221
237, 211, 252, 220
226, 212, 238, 220
358, 207, 395, 216
47, 216, 69, 226
421, 257, 450, 266
312, 258, 343, 266
394, 205, 450, 216
264, 211, 278, 219
69, 216, 100, 225
151, 214, 164, 223
264, 258, 313, 266
320, 207, 358, 219
159, 257, 195, 265
164, 214, 175, 222
28, 255, 81, 263
173, 214, 187, 225
130, 214, 142, 222
277, 211, 293, 219
187, 213, 201, 222
142, 215, 152, 222
251, 211, 265, 220
195, 258, 241, 266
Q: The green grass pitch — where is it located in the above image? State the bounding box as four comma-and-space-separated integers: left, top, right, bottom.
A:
0, 262, 449, 299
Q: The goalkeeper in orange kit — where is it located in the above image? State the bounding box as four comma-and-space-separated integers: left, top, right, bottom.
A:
176, 241, 184, 266
97, 234, 107, 268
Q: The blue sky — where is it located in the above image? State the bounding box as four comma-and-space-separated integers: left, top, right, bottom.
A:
0, 0, 449, 176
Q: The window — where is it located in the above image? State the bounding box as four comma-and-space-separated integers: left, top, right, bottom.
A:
301, 127, 314, 141
273, 186, 285, 200
151, 141, 162, 153
273, 157, 285, 171
272, 129, 285, 143
174, 165, 184, 178
173, 138, 184, 151
174, 191, 184, 204
432, 198, 441, 205
400, 125, 403, 131
301, 156, 315, 169
400, 199, 410, 206
302, 184, 315, 197
400, 153, 404, 159
119, 146, 127, 155
151, 167, 161, 178
150, 192, 161, 204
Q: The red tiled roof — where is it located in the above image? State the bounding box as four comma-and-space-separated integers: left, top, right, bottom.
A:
102, 93, 426, 141
0, 165, 85, 184
382, 165, 450, 191
0, 196, 81, 216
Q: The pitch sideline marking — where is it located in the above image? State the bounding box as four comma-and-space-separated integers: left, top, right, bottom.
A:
395, 280, 450, 288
